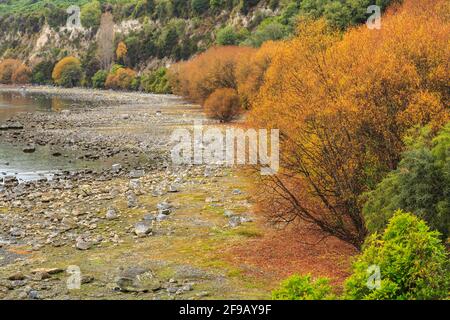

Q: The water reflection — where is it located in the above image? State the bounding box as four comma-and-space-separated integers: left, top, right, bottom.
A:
0, 91, 101, 182
0, 91, 74, 120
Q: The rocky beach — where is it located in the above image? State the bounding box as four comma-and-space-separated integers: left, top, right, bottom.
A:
0, 86, 269, 300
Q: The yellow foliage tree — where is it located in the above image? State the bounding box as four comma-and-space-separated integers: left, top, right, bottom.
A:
236, 41, 283, 109
52, 56, 83, 87
116, 41, 128, 63
248, 0, 450, 249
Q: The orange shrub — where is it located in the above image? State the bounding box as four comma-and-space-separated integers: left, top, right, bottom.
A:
105, 67, 136, 90
116, 41, 128, 62
11, 65, 31, 84
236, 41, 282, 109
204, 88, 242, 122
0, 59, 24, 84
248, 0, 450, 249
169, 46, 256, 104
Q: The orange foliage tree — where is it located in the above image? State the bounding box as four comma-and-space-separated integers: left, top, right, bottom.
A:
11, 65, 31, 84
248, 0, 450, 249
116, 41, 128, 64
105, 67, 136, 90
169, 46, 256, 105
0, 59, 29, 84
236, 41, 282, 109
204, 88, 242, 122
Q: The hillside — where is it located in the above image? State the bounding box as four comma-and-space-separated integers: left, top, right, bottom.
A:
0, 0, 394, 71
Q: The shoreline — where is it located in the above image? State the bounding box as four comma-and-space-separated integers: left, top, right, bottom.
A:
0, 85, 187, 106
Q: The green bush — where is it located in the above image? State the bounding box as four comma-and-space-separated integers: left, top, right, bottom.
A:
158, 24, 180, 57
344, 211, 449, 300
130, 75, 141, 91
91, 70, 108, 88
141, 67, 171, 93
32, 60, 54, 84
191, 0, 210, 15
43, 3, 66, 29
58, 63, 83, 88
81, 1, 101, 29
210, 0, 225, 11
245, 21, 287, 47
154, 0, 174, 21
363, 125, 450, 239
239, 0, 260, 15
272, 274, 334, 300
216, 26, 241, 46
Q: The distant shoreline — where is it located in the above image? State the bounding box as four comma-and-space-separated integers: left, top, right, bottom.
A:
0, 85, 186, 106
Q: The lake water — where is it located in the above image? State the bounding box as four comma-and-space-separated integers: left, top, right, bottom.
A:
0, 90, 100, 182
0, 90, 74, 121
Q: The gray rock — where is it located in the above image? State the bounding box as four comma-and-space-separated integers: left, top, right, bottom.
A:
75, 237, 92, 250
129, 179, 141, 189
106, 207, 119, 220
129, 170, 144, 178
228, 215, 253, 228
182, 284, 193, 292
111, 164, 122, 173
228, 216, 242, 228
115, 267, 160, 293
167, 287, 178, 294
134, 221, 152, 237
127, 193, 138, 208
9, 227, 24, 237
156, 213, 169, 222
157, 202, 172, 215
224, 210, 235, 218
143, 214, 155, 221
232, 189, 242, 195
28, 290, 40, 300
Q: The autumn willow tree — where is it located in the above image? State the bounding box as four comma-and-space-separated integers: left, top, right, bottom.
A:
248, 0, 450, 249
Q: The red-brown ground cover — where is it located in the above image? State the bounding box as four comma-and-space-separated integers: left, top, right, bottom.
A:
225, 220, 358, 290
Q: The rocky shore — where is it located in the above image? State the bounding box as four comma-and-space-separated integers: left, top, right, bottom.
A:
0, 86, 267, 300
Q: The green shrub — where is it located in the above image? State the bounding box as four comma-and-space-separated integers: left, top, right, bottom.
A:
239, 0, 260, 15
43, 3, 66, 29
344, 211, 449, 300
272, 274, 334, 300
158, 24, 179, 57
141, 67, 171, 93
81, 1, 101, 29
363, 125, 450, 239
32, 61, 54, 84
91, 70, 108, 88
191, 0, 210, 15
216, 25, 248, 46
130, 75, 141, 91
210, 0, 225, 11
246, 21, 287, 47
154, 0, 174, 21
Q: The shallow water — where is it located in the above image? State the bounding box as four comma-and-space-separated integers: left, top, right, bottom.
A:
0, 90, 101, 182
0, 143, 101, 181
0, 90, 75, 121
